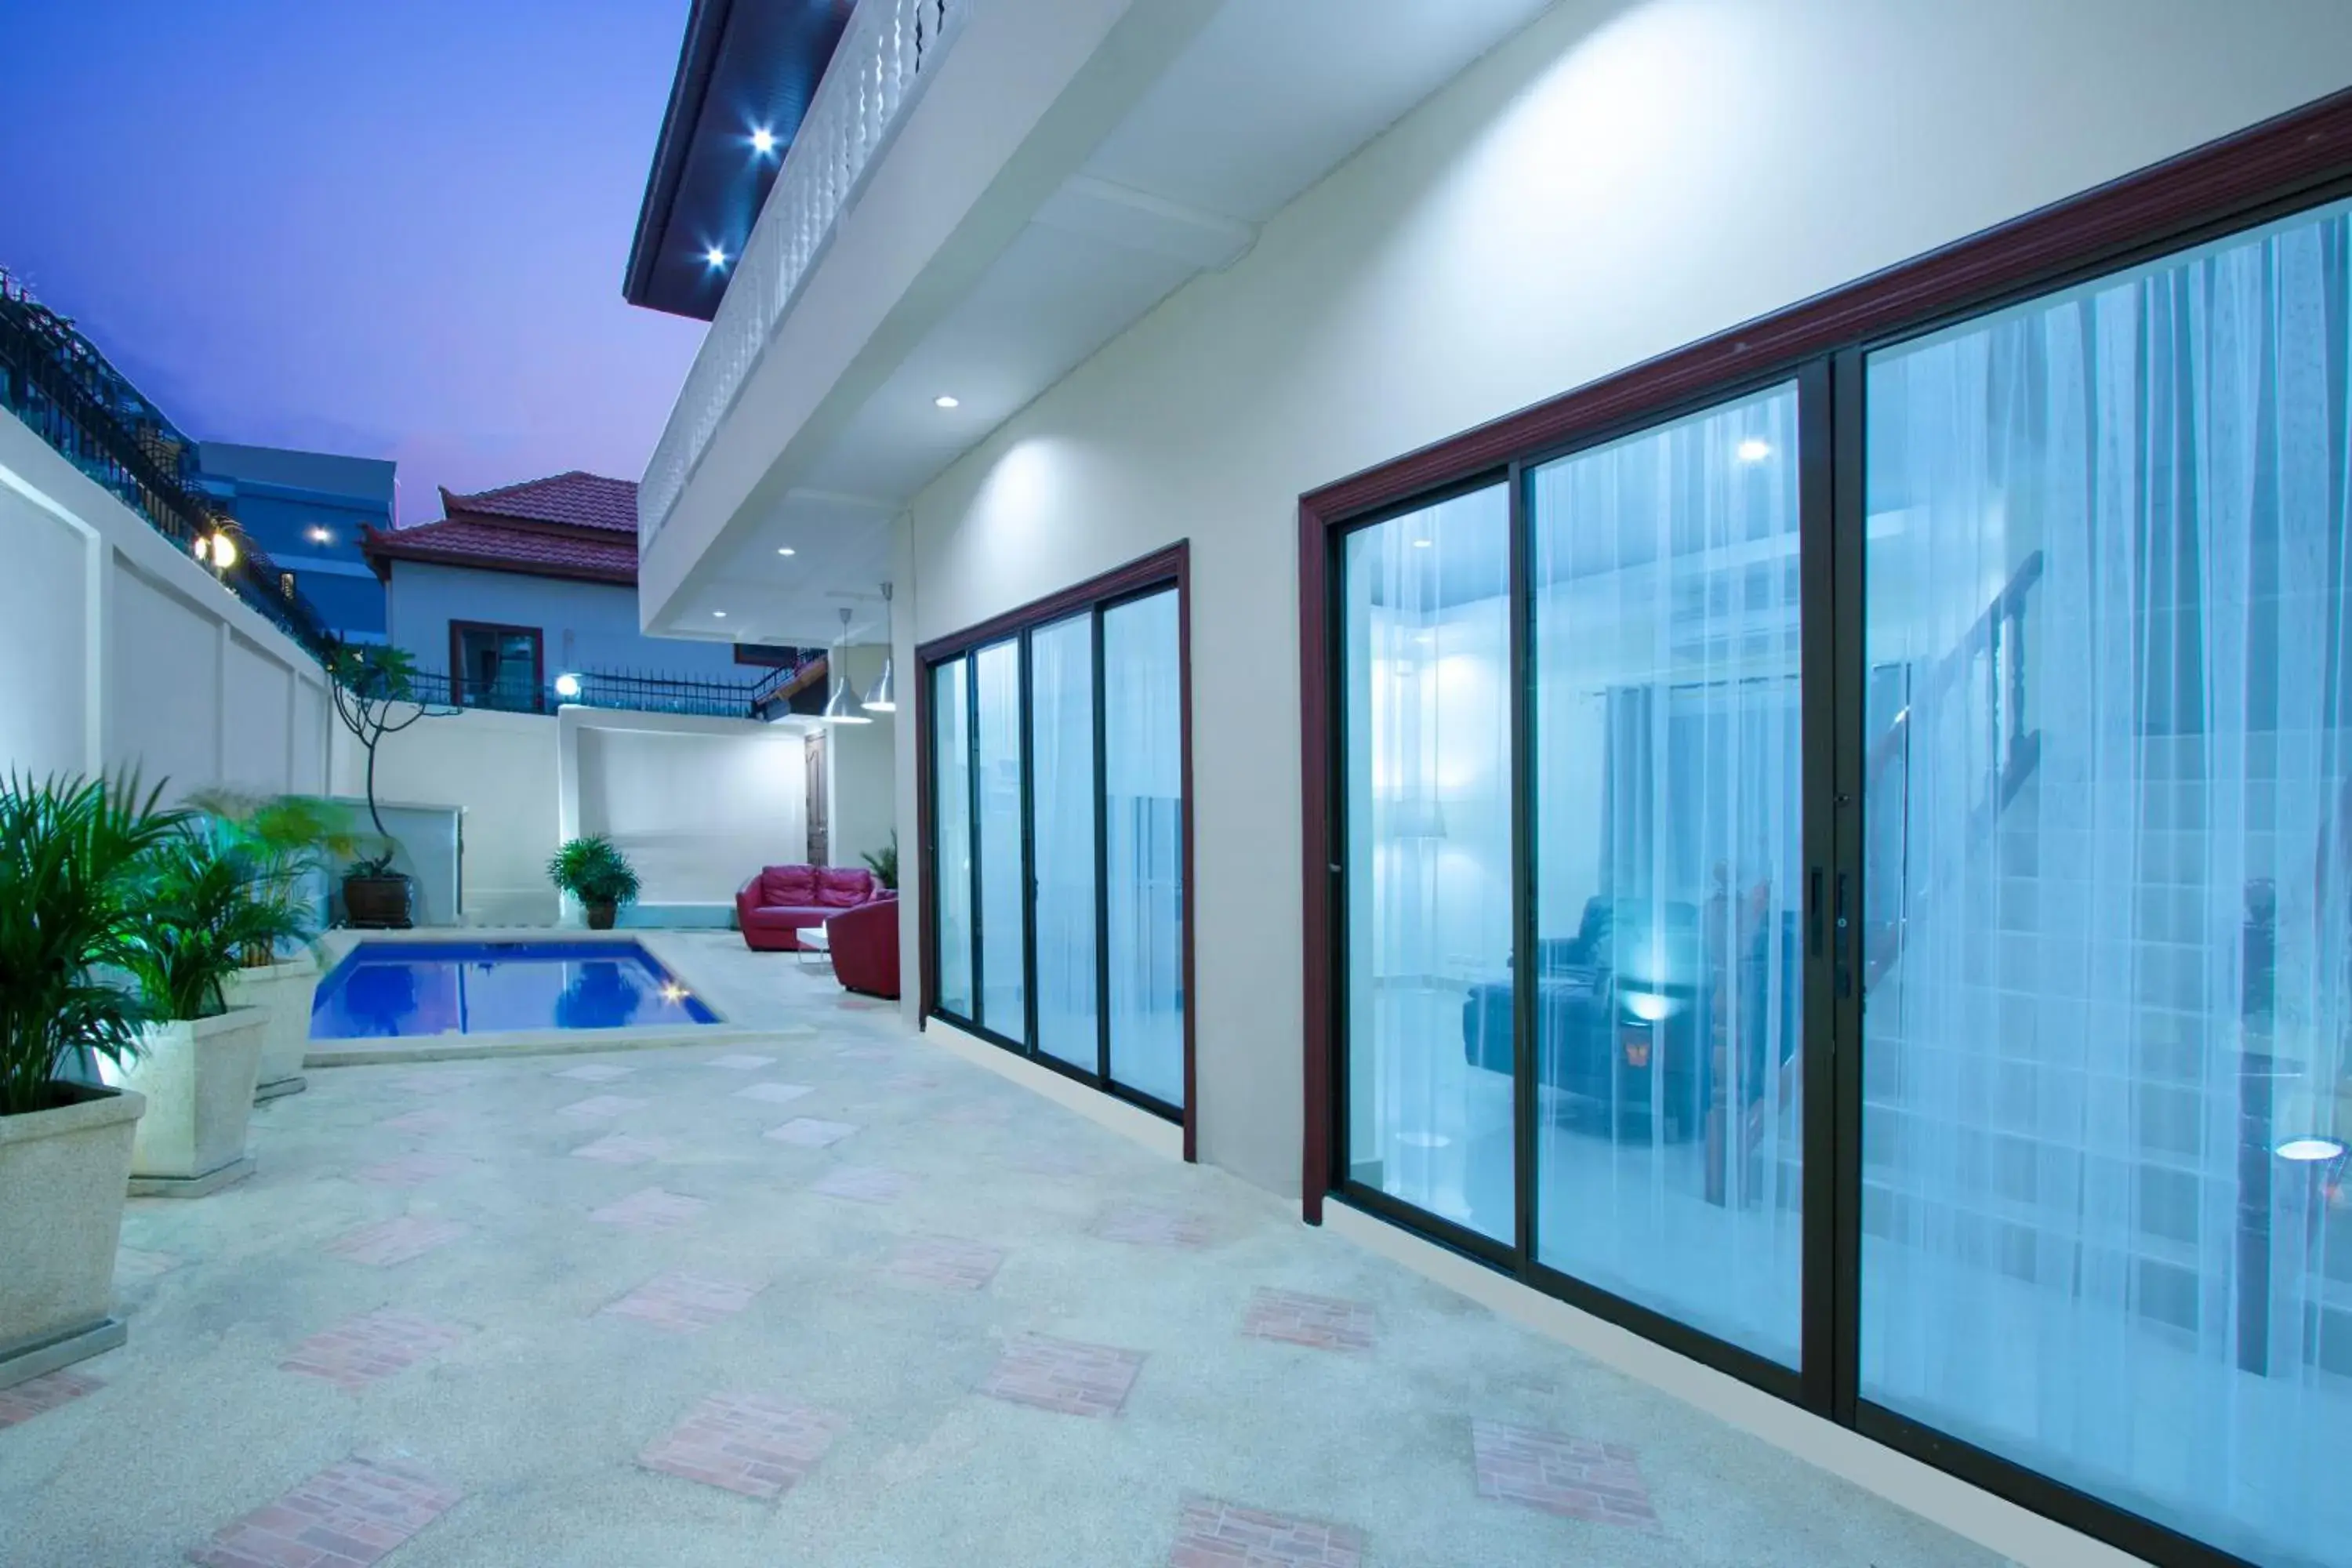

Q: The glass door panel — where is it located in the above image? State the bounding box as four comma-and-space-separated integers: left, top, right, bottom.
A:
1103, 590, 1185, 1105
931, 658, 973, 1018
1030, 614, 1099, 1069
973, 638, 1027, 1040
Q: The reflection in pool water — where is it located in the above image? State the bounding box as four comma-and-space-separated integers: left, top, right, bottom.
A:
310, 942, 719, 1039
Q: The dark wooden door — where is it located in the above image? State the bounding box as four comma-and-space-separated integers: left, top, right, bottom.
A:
805, 730, 829, 866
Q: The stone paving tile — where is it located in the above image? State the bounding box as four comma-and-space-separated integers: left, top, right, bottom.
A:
376, 1109, 462, 1136
1009, 1147, 1094, 1178
764, 1117, 858, 1149
936, 1103, 1011, 1127
552, 1063, 636, 1083
881, 1073, 940, 1092
0, 1370, 100, 1429
1241, 1289, 1377, 1354
555, 1094, 646, 1122
354, 1152, 471, 1188
1170, 1494, 1368, 1568
884, 1236, 1006, 1290
703, 1054, 775, 1071
324, 1215, 469, 1268
570, 1133, 668, 1166
1471, 1418, 1657, 1529
115, 1246, 181, 1280
280, 1308, 470, 1392
590, 1187, 708, 1233
602, 1272, 763, 1334
734, 1081, 815, 1105
637, 1392, 847, 1500
1093, 1203, 1214, 1250
978, 1333, 1144, 1418
835, 1045, 898, 1063
812, 1164, 906, 1205
392, 1071, 481, 1097
188, 1457, 460, 1567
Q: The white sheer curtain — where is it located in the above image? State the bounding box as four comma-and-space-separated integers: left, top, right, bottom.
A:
1030, 614, 1098, 1070
1103, 590, 1185, 1105
931, 658, 973, 1016
1862, 196, 2352, 1565
973, 640, 1025, 1038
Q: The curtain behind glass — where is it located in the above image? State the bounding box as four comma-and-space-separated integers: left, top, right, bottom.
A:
1104, 590, 1185, 1105
1031, 614, 1098, 1070
932, 659, 973, 1016
1530, 382, 1805, 1363
974, 640, 1026, 1038
1861, 197, 2352, 1565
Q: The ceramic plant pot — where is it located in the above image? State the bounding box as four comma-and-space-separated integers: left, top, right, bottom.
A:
343, 873, 412, 929
101, 1008, 267, 1196
0, 1082, 144, 1388
585, 900, 618, 931
223, 949, 321, 1102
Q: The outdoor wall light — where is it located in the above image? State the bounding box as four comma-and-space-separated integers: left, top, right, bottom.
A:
1737, 437, 1773, 462
307, 524, 333, 544
554, 673, 583, 699
194, 532, 239, 570
2277, 1135, 2347, 1162
933, 394, 960, 409
705, 245, 728, 268
750, 125, 777, 156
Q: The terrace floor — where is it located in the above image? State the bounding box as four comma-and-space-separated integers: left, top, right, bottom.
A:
1, 937, 2000, 1567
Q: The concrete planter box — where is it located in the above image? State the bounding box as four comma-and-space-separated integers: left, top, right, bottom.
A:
100, 1009, 267, 1196
225, 951, 320, 1102
0, 1083, 144, 1389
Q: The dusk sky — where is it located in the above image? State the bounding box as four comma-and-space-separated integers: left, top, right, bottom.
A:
0, 0, 703, 524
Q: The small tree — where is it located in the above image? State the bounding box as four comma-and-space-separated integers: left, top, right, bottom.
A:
324, 641, 457, 855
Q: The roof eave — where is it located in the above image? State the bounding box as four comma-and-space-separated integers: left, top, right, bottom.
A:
623, 0, 735, 316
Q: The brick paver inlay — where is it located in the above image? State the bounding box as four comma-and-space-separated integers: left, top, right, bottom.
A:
735, 1081, 815, 1105
280, 1309, 470, 1391
704, 1054, 775, 1071
884, 1236, 1006, 1290
0, 1370, 100, 1428
637, 1392, 847, 1500
978, 1333, 1144, 1417
188, 1457, 460, 1567
552, 1062, 637, 1083
602, 1272, 763, 1334
1241, 1289, 1377, 1353
764, 1117, 858, 1149
354, 1152, 470, 1188
1094, 1204, 1214, 1250
813, 1164, 906, 1204
325, 1215, 469, 1268
1170, 1494, 1368, 1568
555, 1094, 645, 1121
1470, 1419, 1657, 1528
570, 1133, 668, 1165
590, 1187, 708, 1232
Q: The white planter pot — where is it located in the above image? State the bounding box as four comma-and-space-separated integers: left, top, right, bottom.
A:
224, 950, 320, 1102
0, 1083, 144, 1388
100, 1009, 267, 1196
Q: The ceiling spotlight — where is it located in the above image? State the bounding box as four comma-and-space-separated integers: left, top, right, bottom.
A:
1737, 437, 1773, 463
712, 610, 728, 619
554, 672, 583, 699
776, 546, 796, 557
705, 245, 728, 268
933, 394, 960, 409
749, 125, 777, 156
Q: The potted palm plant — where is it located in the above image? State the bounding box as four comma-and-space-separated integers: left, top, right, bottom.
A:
548, 834, 640, 931
194, 791, 355, 1101
101, 819, 310, 1196
0, 773, 180, 1388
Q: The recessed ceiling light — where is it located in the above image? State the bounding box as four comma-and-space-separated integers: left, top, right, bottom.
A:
933, 394, 960, 409
1737, 437, 1773, 463
712, 610, 728, 619
776, 546, 796, 557
705, 245, 728, 268
750, 126, 776, 155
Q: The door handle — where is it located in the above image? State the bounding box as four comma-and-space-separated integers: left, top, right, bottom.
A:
1834, 870, 1853, 1000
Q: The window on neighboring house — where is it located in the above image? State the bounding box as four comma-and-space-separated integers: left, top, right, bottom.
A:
278, 571, 296, 600
451, 622, 543, 713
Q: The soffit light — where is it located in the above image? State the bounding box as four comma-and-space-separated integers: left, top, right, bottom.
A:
862, 581, 896, 713
821, 606, 871, 724
705, 245, 729, 268
933, 394, 960, 409
1737, 437, 1773, 463
750, 125, 777, 156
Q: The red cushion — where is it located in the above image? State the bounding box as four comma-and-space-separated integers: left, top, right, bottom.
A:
817, 867, 873, 907
764, 866, 817, 902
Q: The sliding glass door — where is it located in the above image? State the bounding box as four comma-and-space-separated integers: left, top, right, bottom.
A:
1323, 190, 2352, 1568
924, 561, 1189, 1119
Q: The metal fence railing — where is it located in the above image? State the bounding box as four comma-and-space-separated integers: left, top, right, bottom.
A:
400, 655, 822, 722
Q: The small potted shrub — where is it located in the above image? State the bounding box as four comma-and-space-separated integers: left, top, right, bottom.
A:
196, 792, 352, 1100
342, 845, 412, 930
860, 831, 898, 892
0, 773, 180, 1386
103, 819, 310, 1195
548, 835, 640, 931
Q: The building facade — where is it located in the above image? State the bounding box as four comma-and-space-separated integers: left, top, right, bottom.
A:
622, 5, 2352, 1566
197, 441, 395, 643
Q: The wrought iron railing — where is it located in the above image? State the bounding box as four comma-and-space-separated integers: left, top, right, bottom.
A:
0, 273, 339, 662
401, 658, 819, 721
638, 0, 970, 546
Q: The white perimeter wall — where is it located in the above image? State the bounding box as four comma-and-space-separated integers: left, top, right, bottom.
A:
0, 406, 331, 801
898, 0, 2352, 1197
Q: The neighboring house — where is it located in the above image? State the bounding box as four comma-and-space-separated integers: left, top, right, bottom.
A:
363, 470, 811, 710
197, 441, 394, 643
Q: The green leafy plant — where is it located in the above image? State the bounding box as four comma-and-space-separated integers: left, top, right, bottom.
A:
860, 831, 898, 892
0, 773, 191, 1117
121, 820, 318, 1023
187, 790, 361, 964
546, 835, 641, 908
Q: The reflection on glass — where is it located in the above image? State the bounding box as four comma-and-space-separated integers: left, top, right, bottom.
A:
1528, 383, 1805, 1364
1342, 485, 1513, 1240
974, 639, 1027, 1036
1031, 614, 1098, 1069
1860, 199, 2352, 1564
1104, 590, 1185, 1105
932, 659, 973, 1016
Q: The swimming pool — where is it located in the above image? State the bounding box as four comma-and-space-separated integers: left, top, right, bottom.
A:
310, 942, 720, 1040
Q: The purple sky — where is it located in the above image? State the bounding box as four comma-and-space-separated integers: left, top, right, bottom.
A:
0, 0, 703, 524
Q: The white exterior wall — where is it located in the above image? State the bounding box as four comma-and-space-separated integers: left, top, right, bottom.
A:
385, 560, 756, 681
0, 405, 332, 801
896, 0, 2352, 1198
825, 641, 899, 875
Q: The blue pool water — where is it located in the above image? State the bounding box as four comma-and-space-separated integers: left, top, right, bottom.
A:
310, 942, 720, 1039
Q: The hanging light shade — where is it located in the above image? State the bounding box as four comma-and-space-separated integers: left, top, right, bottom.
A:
821, 606, 870, 725
862, 581, 896, 712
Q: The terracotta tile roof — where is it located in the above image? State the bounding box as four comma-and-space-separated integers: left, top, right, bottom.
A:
440, 470, 640, 533
362, 517, 637, 586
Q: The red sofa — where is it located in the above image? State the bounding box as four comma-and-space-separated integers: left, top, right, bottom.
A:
826, 897, 900, 1000
735, 864, 887, 951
